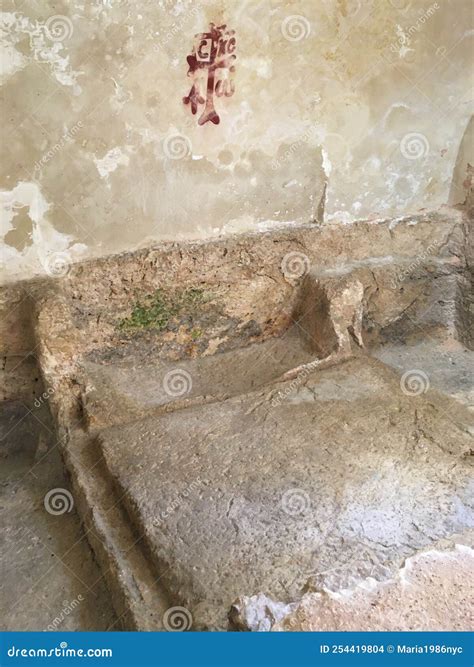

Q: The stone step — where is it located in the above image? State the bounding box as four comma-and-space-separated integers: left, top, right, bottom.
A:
373, 338, 474, 413
96, 356, 474, 630
62, 432, 171, 630
80, 328, 316, 430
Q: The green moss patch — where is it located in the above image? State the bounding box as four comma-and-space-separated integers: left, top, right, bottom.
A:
118, 288, 210, 333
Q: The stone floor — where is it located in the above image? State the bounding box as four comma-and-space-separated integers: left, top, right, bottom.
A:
2, 330, 473, 632
0, 401, 116, 631
96, 355, 473, 630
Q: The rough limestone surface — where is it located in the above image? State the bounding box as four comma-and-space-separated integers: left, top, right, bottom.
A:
229, 593, 297, 632
374, 338, 474, 412
272, 543, 474, 632
28, 212, 470, 429
98, 357, 474, 630
280, 270, 365, 381
6, 211, 470, 632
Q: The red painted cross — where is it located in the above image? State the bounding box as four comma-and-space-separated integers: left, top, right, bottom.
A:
183, 23, 237, 126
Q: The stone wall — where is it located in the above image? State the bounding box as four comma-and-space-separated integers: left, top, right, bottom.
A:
1, 0, 473, 282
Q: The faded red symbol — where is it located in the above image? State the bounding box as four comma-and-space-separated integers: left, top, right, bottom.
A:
183, 23, 236, 126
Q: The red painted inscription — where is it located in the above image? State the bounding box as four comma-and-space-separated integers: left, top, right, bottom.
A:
183, 23, 236, 126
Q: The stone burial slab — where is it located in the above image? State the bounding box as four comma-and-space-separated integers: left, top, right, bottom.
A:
97, 357, 474, 630
81, 328, 316, 429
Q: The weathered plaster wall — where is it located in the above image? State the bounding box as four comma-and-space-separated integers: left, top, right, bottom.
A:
1, 0, 472, 283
